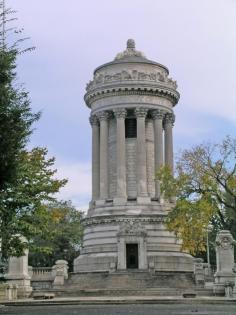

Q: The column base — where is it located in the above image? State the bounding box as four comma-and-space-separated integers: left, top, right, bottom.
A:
96, 199, 106, 206
113, 197, 127, 206
137, 196, 151, 204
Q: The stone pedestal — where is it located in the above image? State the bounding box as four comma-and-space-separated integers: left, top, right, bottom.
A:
5, 239, 32, 298
213, 230, 236, 295
52, 260, 68, 288
194, 258, 205, 286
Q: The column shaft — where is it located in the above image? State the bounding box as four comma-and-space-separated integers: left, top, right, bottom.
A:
97, 111, 109, 200
164, 113, 175, 173
135, 108, 149, 201
114, 108, 127, 202
90, 115, 100, 201
152, 110, 165, 199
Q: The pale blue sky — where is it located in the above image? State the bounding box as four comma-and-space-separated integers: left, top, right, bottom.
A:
7, 0, 236, 210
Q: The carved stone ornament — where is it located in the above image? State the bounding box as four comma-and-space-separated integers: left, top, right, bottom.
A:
83, 216, 165, 227
117, 219, 147, 237
85, 69, 177, 92
215, 230, 236, 250
113, 108, 127, 119
115, 39, 146, 60
89, 114, 99, 126
164, 112, 175, 126
96, 111, 110, 121
135, 107, 148, 118
151, 109, 166, 120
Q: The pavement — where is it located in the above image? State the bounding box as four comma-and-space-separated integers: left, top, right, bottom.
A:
2, 295, 236, 306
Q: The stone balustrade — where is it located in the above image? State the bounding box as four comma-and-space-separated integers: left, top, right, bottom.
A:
29, 260, 68, 290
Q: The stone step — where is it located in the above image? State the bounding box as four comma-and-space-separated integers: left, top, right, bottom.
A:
33, 287, 214, 297
65, 271, 195, 290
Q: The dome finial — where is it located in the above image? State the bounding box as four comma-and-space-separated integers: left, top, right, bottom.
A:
127, 39, 135, 49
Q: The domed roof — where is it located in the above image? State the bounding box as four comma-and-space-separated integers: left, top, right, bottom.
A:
94, 39, 169, 74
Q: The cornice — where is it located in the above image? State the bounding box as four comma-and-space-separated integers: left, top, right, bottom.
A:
85, 86, 180, 108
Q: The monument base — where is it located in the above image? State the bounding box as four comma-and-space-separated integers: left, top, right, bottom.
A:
5, 277, 32, 298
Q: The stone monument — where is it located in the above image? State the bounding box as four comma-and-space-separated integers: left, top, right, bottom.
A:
74, 39, 193, 275
214, 230, 236, 294
5, 237, 32, 297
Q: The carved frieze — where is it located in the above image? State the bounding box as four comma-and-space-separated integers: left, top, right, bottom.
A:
83, 216, 166, 227
86, 69, 177, 92
117, 220, 147, 237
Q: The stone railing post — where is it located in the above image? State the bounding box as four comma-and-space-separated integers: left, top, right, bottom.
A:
53, 260, 68, 287
194, 258, 205, 286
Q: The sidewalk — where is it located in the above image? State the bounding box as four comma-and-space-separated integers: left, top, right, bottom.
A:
2, 295, 236, 306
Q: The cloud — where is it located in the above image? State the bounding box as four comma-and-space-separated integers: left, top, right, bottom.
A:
54, 160, 91, 210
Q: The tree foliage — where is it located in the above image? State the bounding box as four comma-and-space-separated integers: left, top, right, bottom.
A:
0, 148, 67, 260
29, 201, 83, 271
157, 136, 236, 257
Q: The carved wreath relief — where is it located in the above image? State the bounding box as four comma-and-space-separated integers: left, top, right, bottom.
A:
215, 231, 236, 250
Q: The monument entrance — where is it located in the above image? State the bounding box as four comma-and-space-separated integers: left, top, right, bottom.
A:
126, 244, 138, 269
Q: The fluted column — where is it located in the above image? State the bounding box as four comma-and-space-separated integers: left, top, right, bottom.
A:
97, 111, 109, 201
164, 112, 175, 173
135, 107, 150, 203
152, 109, 165, 200
113, 108, 127, 204
89, 114, 100, 202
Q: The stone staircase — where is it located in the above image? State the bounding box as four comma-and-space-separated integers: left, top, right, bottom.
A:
30, 270, 216, 297
46, 270, 214, 297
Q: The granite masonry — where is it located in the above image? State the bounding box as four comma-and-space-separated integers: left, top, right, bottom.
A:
73, 39, 194, 275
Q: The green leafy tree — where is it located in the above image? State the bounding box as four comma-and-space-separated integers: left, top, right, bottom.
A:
0, 0, 38, 190
157, 136, 236, 258
0, 1, 42, 262
29, 201, 83, 271
0, 148, 67, 260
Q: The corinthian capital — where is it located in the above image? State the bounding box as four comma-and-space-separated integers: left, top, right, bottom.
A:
96, 111, 110, 122
89, 114, 99, 126
151, 109, 165, 120
113, 108, 127, 119
135, 107, 148, 118
164, 112, 175, 126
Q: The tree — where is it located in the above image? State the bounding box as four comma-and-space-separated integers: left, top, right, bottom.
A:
0, 147, 67, 260
0, 2, 80, 269
0, 1, 39, 190
157, 136, 236, 258
0, 1, 43, 262
29, 201, 83, 271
